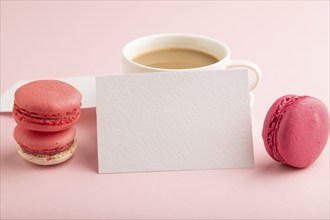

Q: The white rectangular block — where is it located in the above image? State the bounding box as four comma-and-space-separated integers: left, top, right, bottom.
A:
96, 70, 254, 173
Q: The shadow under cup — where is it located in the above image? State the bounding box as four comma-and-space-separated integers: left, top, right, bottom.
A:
122, 34, 261, 107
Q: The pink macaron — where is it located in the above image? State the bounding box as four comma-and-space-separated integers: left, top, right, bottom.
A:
262, 95, 329, 168
13, 80, 82, 132
14, 125, 78, 165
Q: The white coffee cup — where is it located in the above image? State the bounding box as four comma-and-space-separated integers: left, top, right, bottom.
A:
122, 33, 261, 107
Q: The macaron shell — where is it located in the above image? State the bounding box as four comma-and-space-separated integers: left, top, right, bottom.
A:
13, 80, 81, 132
276, 96, 329, 168
13, 112, 80, 132
14, 126, 76, 154
262, 95, 299, 161
14, 80, 82, 115
16, 139, 78, 166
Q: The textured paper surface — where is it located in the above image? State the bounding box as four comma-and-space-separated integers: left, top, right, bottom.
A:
96, 70, 254, 173
0, 76, 96, 112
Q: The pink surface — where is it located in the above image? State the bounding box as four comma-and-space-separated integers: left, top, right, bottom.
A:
1, 1, 329, 219
262, 95, 329, 168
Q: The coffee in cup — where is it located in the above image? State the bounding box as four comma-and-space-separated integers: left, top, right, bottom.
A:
133, 47, 219, 69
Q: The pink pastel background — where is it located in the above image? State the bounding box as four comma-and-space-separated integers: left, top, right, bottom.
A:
1, 1, 329, 219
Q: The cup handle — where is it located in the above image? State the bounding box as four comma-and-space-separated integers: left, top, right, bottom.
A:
226, 60, 262, 91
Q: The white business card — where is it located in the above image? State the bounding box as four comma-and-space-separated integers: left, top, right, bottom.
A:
96, 70, 254, 173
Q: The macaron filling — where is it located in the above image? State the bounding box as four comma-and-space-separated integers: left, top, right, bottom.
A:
16, 140, 78, 165
18, 139, 75, 156
13, 104, 80, 126
266, 95, 306, 164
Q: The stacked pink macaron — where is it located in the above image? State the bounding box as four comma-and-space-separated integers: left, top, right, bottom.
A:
13, 80, 82, 166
